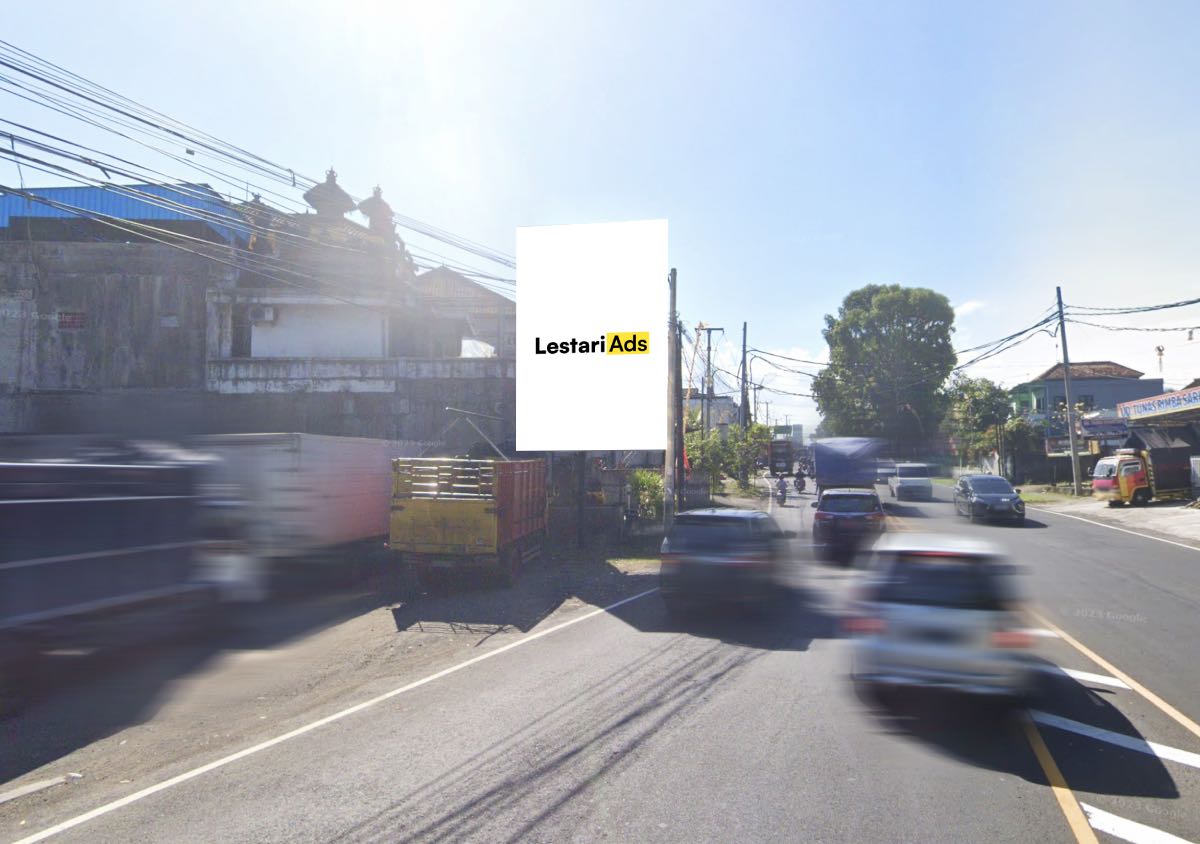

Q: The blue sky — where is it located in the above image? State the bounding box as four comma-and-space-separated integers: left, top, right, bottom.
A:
5, 1, 1200, 433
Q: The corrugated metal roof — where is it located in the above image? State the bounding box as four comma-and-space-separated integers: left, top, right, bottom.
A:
0, 183, 248, 244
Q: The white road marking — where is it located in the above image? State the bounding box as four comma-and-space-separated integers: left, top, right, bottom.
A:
1036, 665, 1130, 689
0, 777, 67, 807
11, 587, 662, 844
1024, 506, 1200, 553
1080, 802, 1196, 844
1030, 710, 1200, 770
1026, 627, 1061, 638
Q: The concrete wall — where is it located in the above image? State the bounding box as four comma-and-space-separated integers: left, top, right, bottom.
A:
0, 242, 226, 392
251, 304, 386, 358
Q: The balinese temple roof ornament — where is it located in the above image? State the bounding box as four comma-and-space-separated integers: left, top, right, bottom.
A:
303, 168, 356, 218
357, 186, 397, 240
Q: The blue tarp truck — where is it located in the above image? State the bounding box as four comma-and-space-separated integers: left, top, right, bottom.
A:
811, 437, 886, 495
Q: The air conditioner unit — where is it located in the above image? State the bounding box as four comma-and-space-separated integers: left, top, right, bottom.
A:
248, 305, 276, 323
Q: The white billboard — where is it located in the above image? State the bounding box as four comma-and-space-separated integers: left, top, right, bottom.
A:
516, 220, 668, 451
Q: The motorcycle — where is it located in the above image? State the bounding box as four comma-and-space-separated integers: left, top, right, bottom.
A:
794, 475, 806, 494
775, 485, 788, 505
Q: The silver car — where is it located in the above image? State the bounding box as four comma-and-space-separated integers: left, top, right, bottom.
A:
847, 534, 1034, 700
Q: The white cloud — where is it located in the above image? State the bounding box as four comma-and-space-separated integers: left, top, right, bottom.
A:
955, 300, 986, 317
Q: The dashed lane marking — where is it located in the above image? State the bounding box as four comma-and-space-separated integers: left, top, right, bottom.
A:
1030, 710, 1200, 771
1030, 610, 1200, 744
1035, 665, 1130, 690
1080, 802, 1196, 844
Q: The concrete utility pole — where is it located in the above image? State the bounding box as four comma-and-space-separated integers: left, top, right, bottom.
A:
1056, 286, 1083, 496
740, 322, 749, 428
674, 308, 685, 512
699, 326, 724, 434
665, 268, 678, 531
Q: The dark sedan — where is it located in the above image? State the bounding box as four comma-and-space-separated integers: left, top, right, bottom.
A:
811, 488, 887, 563
953, 475, 1026, 524
659, 509, 794, 613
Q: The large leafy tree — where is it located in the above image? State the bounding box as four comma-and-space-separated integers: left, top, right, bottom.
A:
812, 285, 955, 454
941, 374, 1011, 464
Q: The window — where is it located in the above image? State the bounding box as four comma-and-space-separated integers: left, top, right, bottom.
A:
1077, 395, 1094, 410
1120, 461, 1142, 476
1034, 395, 1045, 412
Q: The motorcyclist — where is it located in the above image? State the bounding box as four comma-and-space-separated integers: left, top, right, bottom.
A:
794, 468, 806, 493
776, 475, 788, 501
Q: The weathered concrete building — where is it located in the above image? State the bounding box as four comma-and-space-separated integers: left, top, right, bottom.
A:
0, 175, 515, 451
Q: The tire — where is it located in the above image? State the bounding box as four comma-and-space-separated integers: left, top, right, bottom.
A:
1107, 500, 1123, 508
1132, 488, 1151, 507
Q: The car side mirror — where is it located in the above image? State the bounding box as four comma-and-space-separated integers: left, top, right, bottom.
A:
811, 501, 819, 508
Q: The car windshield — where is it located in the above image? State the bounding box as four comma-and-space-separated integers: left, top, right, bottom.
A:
669, 517, 750, 550
1093, 460, 1118, 479
875, 555, 1017, 610
820, 495, 879, 513
969, 477, 1015, 494
897, 465, 928, 478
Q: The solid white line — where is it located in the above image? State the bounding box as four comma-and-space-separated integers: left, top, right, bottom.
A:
1026, 627, 1062, 638
1024, 506, 1200, 553
1030, 710, 1200, 770
11, 587, 661, 844
1080, 802, 1196, 844
1036, 665, 1130, 689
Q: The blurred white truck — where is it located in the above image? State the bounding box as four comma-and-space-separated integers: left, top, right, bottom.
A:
887, 463, 934, 501
193, 433, 428, 599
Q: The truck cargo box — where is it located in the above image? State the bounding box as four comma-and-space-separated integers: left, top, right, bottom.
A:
194, 433, 426, 561
389, 459, 546, 582
812, 437, 885, 492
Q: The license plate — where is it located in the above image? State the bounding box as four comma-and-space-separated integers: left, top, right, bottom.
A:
914, 628, 961, 644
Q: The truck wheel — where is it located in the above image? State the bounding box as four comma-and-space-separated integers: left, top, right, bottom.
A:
498, 546, 522, 587
1132, 489, 1151, 507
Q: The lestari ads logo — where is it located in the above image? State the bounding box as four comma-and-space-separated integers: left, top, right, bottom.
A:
516, 220, 667, 451
533, 332, 649, 355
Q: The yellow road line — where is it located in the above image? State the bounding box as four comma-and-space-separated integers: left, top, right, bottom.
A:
1030, 609, 1200, 743
1021, 712, 1099, 844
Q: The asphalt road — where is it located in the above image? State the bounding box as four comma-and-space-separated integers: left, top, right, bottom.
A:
3, 482, 1200, 843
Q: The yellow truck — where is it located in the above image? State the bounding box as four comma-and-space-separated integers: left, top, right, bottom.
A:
388, 458, 547, 586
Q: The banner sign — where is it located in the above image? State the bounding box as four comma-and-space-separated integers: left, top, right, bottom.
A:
516, 220, 668, 450
1118, 386, 1200, 421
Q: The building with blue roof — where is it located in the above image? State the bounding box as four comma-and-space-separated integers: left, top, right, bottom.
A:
0, 182, 249, 245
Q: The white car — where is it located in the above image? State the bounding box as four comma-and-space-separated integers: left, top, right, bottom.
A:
888, 463, 933, 501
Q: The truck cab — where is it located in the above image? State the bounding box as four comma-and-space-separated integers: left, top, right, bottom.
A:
1092, 449, 1151, 506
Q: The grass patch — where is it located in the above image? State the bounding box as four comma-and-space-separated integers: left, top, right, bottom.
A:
931, 477, 956, 487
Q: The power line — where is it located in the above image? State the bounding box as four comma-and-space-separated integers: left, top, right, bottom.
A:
1066, 296, 1200, 316
0, 40, 516, 271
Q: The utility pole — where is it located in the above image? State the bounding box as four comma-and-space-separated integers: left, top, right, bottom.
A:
1056, 286, 1083, 496
664, 268, 678, 531
698, 326, 724, 434
675, 305, 686, 514
764, 401, 771, 428
740, 322, 749, 428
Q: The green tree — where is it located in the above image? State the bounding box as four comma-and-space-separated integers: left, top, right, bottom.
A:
942, 374, 1011, 465
811, 285, 956, 455
727, 422, 772, 486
